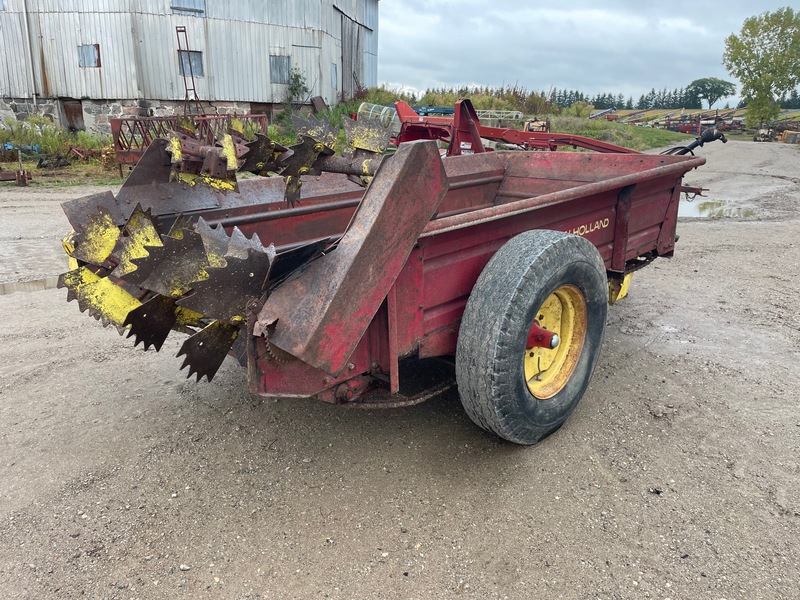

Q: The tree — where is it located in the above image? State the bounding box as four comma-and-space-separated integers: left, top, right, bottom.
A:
723, 7, 800, 126
683, 86, 702, 109
686, 77, 737, 109
282, 67, 310, 110
786, 88, 800, 109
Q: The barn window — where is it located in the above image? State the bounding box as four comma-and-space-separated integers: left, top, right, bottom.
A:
77, 44, 101, 68
171, 0, 205, 16
331, 63, 338, 90
270, 55, 290, 84
179, 50, 204, 77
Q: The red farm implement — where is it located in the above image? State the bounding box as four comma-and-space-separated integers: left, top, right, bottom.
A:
60, 100, 723, 444
110, 113, 269, 174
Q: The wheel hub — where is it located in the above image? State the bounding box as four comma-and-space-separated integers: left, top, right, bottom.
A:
524, 285, 588, 399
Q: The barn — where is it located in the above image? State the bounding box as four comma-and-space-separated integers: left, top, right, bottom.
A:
0, 0, 379, 132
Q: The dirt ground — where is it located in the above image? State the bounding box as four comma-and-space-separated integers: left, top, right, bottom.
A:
1, 140, 798, 599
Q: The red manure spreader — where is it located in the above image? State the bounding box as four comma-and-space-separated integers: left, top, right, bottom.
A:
59, 100, 724, 444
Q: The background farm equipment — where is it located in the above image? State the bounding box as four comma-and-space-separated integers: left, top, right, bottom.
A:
523, 117, 551, 131
754, 128, 775, 142
763, 116, 800, 143
0, 167, 31, 186
589, 107, 617, 120
110, 113, 270, 175
58, 99, 721, 444
0, 148, 32, 186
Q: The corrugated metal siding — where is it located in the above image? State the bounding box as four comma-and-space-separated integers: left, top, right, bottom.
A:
30, 10, 140, 98
330, 0, 378, 89
362, 39, 377, 88
24, 0, 136, 13
209, 0, 322, 28
0, 10, 32, 97
0, 0, 379, 103
333, 0, 377, 29
362, 0, 378, 87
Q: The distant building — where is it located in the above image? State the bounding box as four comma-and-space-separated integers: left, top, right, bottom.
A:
0, 0, 379, 132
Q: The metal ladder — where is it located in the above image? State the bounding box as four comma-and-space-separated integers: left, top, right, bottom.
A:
176, 26, 202, 116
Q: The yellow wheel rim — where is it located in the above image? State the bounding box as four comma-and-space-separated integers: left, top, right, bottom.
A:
524, 285, 588, 399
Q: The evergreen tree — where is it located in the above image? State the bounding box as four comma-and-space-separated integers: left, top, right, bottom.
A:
785, 88, 800, 108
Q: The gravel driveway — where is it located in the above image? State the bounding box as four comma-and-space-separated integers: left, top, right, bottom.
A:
1, 140, 798, 599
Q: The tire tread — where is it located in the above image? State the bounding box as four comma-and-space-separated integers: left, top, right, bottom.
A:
456, 230, 608, 444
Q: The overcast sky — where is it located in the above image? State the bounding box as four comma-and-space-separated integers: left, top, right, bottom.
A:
377, 1, 794, 106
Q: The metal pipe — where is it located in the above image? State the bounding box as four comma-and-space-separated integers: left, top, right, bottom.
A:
206, 197, 361, 228
448, 174, 504, 189
22, 0, 38, 105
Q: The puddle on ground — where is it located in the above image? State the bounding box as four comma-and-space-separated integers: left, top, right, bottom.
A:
0, 276, 60, 295
678, 198, 757, 218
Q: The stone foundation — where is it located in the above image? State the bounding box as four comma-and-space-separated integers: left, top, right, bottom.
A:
0, 97, 273, 135
81, 99, 127, 133
0, 97, 58, 125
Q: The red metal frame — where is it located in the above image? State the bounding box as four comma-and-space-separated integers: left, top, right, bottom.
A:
223, 143, 705, 405
110, 114, 269, 169
393, 100, 638, 155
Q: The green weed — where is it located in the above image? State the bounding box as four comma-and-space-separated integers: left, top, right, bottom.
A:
0, 116, 111, 154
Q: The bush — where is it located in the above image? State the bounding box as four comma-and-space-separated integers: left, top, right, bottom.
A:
561, 101, 594, 118
0, 116, 110, 154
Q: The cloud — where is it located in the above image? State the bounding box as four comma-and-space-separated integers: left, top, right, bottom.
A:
377, 0, 790, 105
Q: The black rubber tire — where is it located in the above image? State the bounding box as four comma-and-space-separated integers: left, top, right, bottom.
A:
456, 230, 608, 445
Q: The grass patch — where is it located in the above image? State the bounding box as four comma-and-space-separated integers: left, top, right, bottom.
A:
1, 160, 124, 188
0, 116, 111, 154
0, 116, 120, 187
549, 116, 694, 151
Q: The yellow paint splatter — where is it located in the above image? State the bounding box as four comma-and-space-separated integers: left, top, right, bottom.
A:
60, 266, 141, 329
82, 277, 142, 328
71, 211, 120, 265
220, 134, 238, 171
114, 210, 163, 276
176, 171, 237, 192
62, 231, 80, 270
167, 135, 182, 161
175, 306, 204, 327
